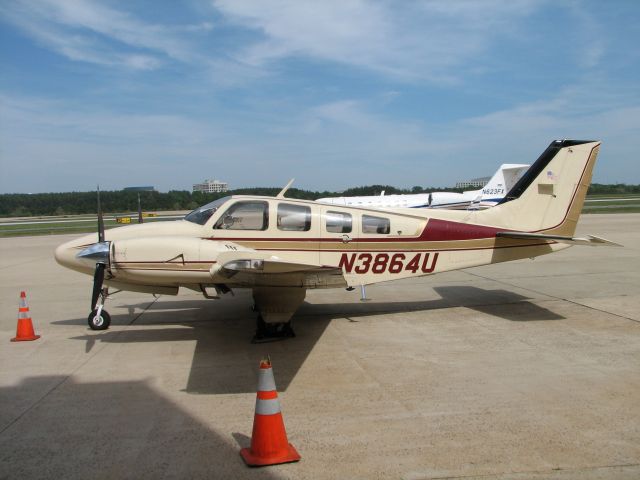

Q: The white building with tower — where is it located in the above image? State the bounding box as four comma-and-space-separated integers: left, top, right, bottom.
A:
193, 179, 228, 193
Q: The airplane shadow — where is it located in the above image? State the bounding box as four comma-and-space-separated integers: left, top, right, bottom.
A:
435, 285, 564, 322
0, 376, 280, 480
299, 285, 564, 323
58, 285, 563, 395
64, 296, 332, 395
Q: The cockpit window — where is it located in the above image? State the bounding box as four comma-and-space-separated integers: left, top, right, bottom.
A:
184, 197, 230, 225
213, 201, 269, 230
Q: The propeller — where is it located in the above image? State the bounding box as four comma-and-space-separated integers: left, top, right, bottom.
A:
74, 186, 113, 328
97, 185, 105, 242
137, 193, 143, 224
91, 263, 106, 311
91, 186, 107, 311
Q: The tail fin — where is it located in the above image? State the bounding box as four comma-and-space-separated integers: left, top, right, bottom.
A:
493, 164, 530, 195
479, 140, 600, 236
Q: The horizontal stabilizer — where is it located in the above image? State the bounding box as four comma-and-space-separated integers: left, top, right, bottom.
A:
496, 231, 622, 247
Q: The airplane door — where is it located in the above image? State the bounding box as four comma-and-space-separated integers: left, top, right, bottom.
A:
273, 201, 320, 266
319, 207, 359, 268
209, 199, 321, 265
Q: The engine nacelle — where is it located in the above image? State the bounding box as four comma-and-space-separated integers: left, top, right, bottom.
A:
110, 237, 251, 284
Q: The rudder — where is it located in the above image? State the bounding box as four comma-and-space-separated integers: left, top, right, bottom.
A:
479, 140, 600, 235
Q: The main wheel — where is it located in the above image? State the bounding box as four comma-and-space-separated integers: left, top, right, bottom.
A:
251, 315, 296, 343
88, 309, 111, 330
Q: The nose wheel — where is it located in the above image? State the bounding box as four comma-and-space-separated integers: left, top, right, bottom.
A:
88, 308, 111, 330
88, 287, 111, 330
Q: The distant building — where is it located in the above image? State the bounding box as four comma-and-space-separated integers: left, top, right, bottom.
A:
123, 186, 155, 192
193, 179, 228, 193
455, 176, 490, 189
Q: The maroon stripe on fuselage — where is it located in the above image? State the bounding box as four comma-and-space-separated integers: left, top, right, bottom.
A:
418, 218, 503, 241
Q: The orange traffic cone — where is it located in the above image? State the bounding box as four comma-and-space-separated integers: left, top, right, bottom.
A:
11, 291, 40, 342
240, 357, 301, 467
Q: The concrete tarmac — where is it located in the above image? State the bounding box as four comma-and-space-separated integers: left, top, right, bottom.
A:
1, 214, 639, 479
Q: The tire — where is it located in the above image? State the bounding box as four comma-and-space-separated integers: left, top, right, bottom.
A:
88, 309, 111, 330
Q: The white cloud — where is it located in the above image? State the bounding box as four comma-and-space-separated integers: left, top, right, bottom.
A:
0, 94, 231, 192
0, 2, 635, 191
1, 0, 609, 82
212, 0, 544, 82
1, 79, 639, 193
0, 0, 200, 69
289, 77, 640, 186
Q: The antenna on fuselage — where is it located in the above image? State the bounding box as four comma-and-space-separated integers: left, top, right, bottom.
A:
360, 285, 371, 302
276, 178, 295, 198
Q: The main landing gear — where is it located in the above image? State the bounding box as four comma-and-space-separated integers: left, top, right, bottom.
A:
250, 287, 305, 343
88, 288, 111, 330
252, 315, 295, 343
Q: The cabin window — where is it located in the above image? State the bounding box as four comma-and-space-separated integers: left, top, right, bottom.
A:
277, 203, 311, 231
362, 214, 390, 234
326, 211, 352, 233
213, 201, 269, 230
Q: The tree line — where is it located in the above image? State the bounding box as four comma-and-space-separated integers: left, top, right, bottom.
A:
1, 183, 638, 217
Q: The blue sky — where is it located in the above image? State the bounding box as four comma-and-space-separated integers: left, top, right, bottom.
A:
1, 0, 639, 193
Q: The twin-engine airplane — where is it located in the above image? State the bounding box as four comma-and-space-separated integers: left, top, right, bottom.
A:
55, 140, 618, 340
316, 163, 530, 210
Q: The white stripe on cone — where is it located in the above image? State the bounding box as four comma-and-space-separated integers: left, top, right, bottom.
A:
257, 368, 277, 392
255, 398, 281, 415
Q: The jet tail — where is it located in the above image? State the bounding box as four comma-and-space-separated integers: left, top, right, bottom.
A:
465, 163, 529, 205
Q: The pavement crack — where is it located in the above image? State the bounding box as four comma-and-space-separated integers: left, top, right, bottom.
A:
0, 339, 111, 437
418, 462, 640, 479
462, 270, 640, 325
127, 295, 160, 325
0, 256, 54, 270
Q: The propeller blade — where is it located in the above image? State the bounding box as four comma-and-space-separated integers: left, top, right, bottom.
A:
97, 186, 105, 243
91, 263, 106, 310
138, 193, 143, 224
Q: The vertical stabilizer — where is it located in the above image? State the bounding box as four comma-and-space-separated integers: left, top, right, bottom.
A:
477, 140, 600, 235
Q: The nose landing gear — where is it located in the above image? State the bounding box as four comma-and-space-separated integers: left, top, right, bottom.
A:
88, 288, 111, 330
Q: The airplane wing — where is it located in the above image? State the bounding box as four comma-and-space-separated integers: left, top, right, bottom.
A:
213, 254, 344, 288
496, 231, 622, 246
220, 258, 338, 274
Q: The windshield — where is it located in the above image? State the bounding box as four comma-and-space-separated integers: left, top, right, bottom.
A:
184, 197, 231, 225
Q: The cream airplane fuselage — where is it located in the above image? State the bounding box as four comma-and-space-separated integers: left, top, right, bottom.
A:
55, 140, 610, 332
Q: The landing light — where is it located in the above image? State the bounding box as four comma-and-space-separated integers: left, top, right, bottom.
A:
224, 259, 264, 271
